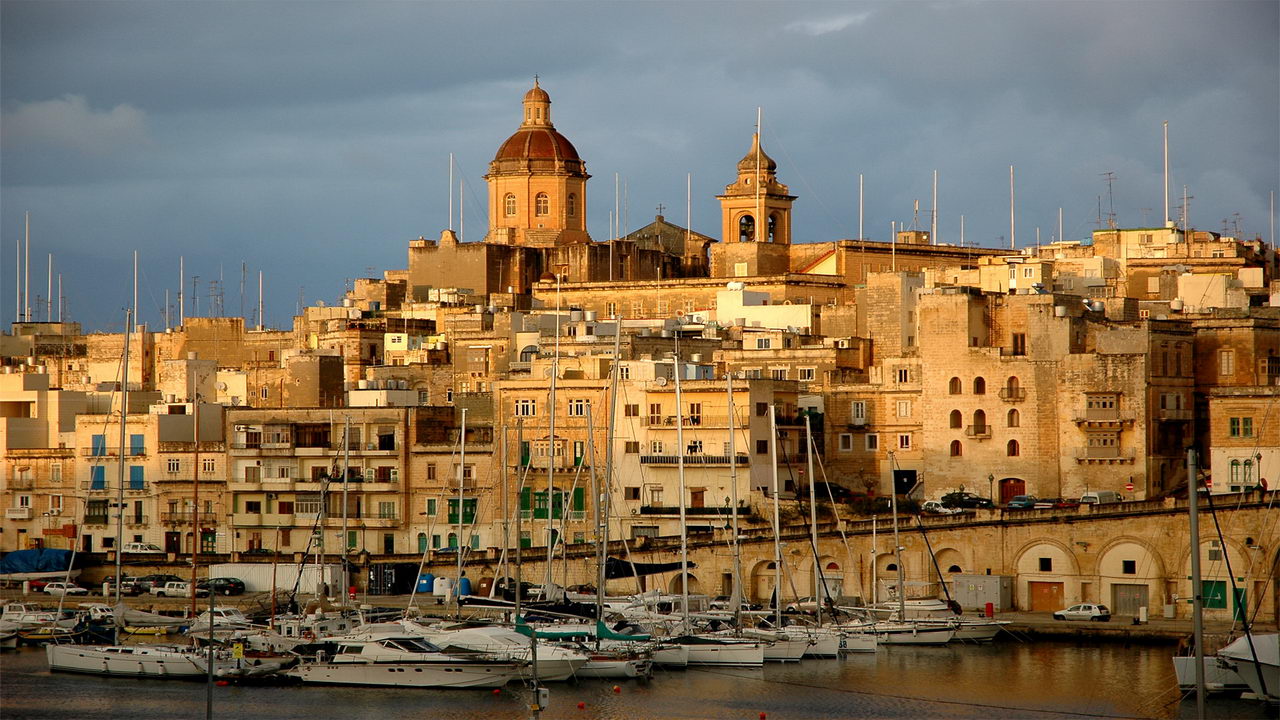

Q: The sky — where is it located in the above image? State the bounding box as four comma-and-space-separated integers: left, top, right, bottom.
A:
2, 1, 1277, 333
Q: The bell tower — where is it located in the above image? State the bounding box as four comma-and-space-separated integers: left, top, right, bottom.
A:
711, 133, 796, 277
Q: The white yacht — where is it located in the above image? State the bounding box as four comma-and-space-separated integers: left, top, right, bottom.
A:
288, 633, 521, 689
1215, 633, 1278, 704
46, 644, 231, 678
400, 621, 589, 681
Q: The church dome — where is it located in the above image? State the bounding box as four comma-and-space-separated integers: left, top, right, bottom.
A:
494, 127, 581, 163
524, 83, 550, 103
737, 133, 777, 173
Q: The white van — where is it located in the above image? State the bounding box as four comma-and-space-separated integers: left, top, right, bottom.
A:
1080, 490, 1121, 505
122, 542, 164, 554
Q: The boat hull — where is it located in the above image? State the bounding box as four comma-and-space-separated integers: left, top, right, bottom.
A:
874, 625, 955, 646
1172, 656, 1250, 694
46, 644, 212, 678
290, 661, 517, 689
682, 641, 764, 667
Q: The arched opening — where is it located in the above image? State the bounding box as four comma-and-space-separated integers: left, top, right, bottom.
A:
768, 214, 778, 242
950, 440, 963, 457
447, 532, 458, 548
999, 477, 1025, 504
1006, 376, 1020, 392
886, 563, 898, 572
948, 565, 962, 573
417, 532, 427, 553
1007, 408, 1020, 427
1007, 439, 1020, 457
739, 214, 755, 242
949, 409, 963, 428
504, 193, 517, 216
567, 193, 576, 217
751, 559, 780, 604
972, 409, 987, 433
669, 572, 701, 595
973, 377, 987, 394
948, 377, 962, 394
535, 193, 549, 216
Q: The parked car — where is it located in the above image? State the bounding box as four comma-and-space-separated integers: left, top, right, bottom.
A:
922, 500, 963, 515
133, 574, 185, 593
102, 576, 143, 596
1053, 603, 1111, 622
1005, 495, 1039, 509
196, 577, 246, 596
151, 581, 208, 598
802, 482, 858, 503
710, 595, 762, 612
43, 581, 89, 597
121, 542, 165, 554
1080, 490, 1122, 505
940, 492, 994, 509
1033, 497, 1081, 509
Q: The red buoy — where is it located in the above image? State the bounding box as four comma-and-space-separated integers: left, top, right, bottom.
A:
492, 688, 501, 695
578, 702, 586, 709
612, 685, 621, 693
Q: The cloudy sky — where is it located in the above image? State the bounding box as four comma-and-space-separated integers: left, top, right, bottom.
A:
3, 1, 1276, 332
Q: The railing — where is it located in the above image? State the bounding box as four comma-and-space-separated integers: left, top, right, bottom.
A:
1157, 408, 1193, 421
998, 387, 1026, 402
5, 507, 33, 520
125, 515, 149, 526
124, 483, 150, 493
964, 425, 991, 439
160, 512, 219, 525
638, 505, 749, 516
639, 454, 750, 466
8, 477, 35, 490
1072, 410, 1136, 424
1072, 447, 1137, 461
641, 415, 741, 428
84, 514, 109, 525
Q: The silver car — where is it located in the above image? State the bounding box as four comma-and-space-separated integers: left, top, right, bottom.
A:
1053, 603, 1111, 621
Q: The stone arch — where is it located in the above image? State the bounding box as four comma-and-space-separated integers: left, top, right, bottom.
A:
949, 409, 962, 428
1096, 535, 1166, 616
1013, 538, 1080, 611
749, 559, 778, 603
668, 572, 701, 595
948, 377, 962, 394
807, 555, 844, 601
739, 214, 755, 242
1177, 536, 1255, 620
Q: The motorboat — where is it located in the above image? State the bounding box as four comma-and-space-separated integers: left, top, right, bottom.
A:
401, 621, 589, 682
1173, 654, 1251, 695
185, 607, 256, 644
46, 643, 231, 678
736, 628, 808, 662
288, 633, 521, 689
872, 621, 955, 646
1215, 633, 1278, 703
665, 634, 765, 666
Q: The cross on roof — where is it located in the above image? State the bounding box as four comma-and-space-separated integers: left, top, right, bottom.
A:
656, 203, 666, 216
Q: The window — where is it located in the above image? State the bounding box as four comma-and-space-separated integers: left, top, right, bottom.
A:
624, 441, 640, 454
1007, 439, 1020, 457
244, 500, 262, 514
770, 368, 787, 380
167, 458, 181, 473
1228, 417, 1254, 438
606, 302, 617, 318
514, 399, 536, 417
261, 385, 269, 400
1122, 560, 1136, 575
426, 498, 437, 516
535, 193, 549, 216
567, 193, 576, 216
128, 466, 145, 490
949, 440, 962, 457
90, 465, 106, 490
567, 399, 589, 417
865, 434, 879, 451
851, 401, 866, 422
948, 409, 962, 428
623, 404, 639, 418
756, 402, 769, 417
625, 486, 640, 501
91, 434, 107, 456
948, 377, 961, 394
971, 409, 987, 432
798, 368, 816, 381
896, 400, 911, 418
1039, 557, 1052, 572
202, 458, 215, 473
426, 464, 437, 481
896, 368, 910, 384
1219, 349, 1234, 376
688, 403, 702, 424
756, 439, 769, 455
756, 338, 772, 349
649, 487, 664, 505
897, 434, 911, 450
650, 440, 664, 454
739, 214, 755, 242
686, 439, 703, 454
1007, 409, 1020, 427
129, 434, 144, 456
838, 434, 853, 451
973, 377, 986, 394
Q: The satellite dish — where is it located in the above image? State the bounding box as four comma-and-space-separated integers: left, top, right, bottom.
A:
215, 382, 227, 391
655, 376, 668, 386
543, 368, 553, 378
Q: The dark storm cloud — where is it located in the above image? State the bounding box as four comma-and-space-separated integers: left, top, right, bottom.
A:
2, 1, 1276, 331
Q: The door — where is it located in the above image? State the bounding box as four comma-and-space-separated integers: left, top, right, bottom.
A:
164, 532, 181, 553
1028, 581, 1064, 611
690, 490, 705, 508
1111, 583, 1149, 616
1000, 478, 1026, 505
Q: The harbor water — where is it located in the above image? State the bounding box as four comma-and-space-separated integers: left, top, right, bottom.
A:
1, 639, 1271, 719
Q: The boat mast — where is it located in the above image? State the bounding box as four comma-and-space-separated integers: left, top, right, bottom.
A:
457, 407, 467, 614
499, 424, 509, 594
341, 414, 351, 602
727, 370, 743, 629
1187, 448, 1206, 718
889, 452, 906, 620
112, 308, 131, 642
673, 347, 689, 631
805, 412, 821, 626
598, 313, 622, 635
586, 406, 602, 638
769, 409, 782, 628
190, 390, 201, 618
546, 278, 561, 592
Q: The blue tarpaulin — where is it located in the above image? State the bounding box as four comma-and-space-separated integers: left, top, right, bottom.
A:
0, 548, 77, 574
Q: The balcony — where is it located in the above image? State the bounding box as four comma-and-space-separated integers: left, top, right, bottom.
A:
9, 477, 34, 490
964, 425, 992, 439
5, 507, 33, 520
124, 483, 150, 494
639, 454, 750, 466
160, 512, 219, 526
1072, 409, 1136, 426
1072, 447, 1136, 464
998, 387, 1026, 402
233, 512, 263, 526
81, 481, 110, 493
641, 415, 743, 428
638, 504, 749, 517
1157, 408, 1193, 421
84, 514, 109, 525
125, 515, 149, 528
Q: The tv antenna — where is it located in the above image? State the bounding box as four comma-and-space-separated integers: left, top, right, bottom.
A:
1099, 171, 1117, 229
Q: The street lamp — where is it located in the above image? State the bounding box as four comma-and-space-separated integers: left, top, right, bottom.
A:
988, 474, 994, 502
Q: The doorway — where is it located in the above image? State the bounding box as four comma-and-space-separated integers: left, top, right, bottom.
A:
999, 478, 1026, 504
1028, 581, 1064, 611
1110, 583, 1149, 616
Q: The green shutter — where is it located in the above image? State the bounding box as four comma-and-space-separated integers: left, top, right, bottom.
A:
572, 487, 584, 512
520, 487, 532, 511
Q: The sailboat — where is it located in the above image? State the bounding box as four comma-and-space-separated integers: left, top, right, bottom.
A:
48, 311, 235, 679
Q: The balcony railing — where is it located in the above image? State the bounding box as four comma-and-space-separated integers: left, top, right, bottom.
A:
1157, 408, 1193, 421
1072, 447, 1136, 462
638, 505, 749, 516
5, 507, 33, 520
84, 514, 109, 525
160, 512, 219, 525
1072, 409, 1136, 424
125, 515, 149, 527
964, 425, 991, 439
639, 454, 750, 466
998, 387, 1026, 402
641, 415, 742, 428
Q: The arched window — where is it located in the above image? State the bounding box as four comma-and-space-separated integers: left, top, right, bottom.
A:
504, 193, 517, 216
1243, 459, 1254, 485
535, 193, 549, 216
950, 440, 963, 457
1007, 408, 1020, 427
947, 564, 962, 573
885, 563, 898, 572
948, 377, 962, 394
417, 532, 427, 553
566, 193, 576, 217
768, 214, 778, 242
973, 377, 986, 394
1006, 376, 1020, 391
1007, 439, 1020, 457
447, 532, 458, 548
739, 215, 755, 242
825, 561, 840, 571
949, 410, 963, 428
972, 409, 987, 432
